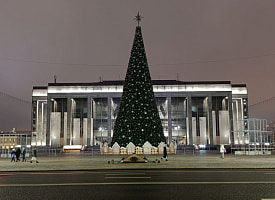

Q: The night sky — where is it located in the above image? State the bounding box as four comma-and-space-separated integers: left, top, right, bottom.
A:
1, 0, 275, 131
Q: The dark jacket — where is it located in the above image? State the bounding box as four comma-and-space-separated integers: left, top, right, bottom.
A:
33, 149, 37, 157
15, 148, 21, 158
163, 146, 167, 157
22, 149, 26, 157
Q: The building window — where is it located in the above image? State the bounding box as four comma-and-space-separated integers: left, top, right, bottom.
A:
111, 98, 121, 134
156, 97, 168, 137
93, 98, 108, 143
171, 97, 187, 144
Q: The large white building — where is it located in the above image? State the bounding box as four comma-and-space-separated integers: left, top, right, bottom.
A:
31, 80, 248, 147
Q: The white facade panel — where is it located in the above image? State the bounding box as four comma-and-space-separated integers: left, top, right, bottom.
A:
186, 117, 198, 145
212, 111, 217, 145
64, 112, 67, 146
35, 101, 47, 146
42, 102, 47, 146
219, 111, 230, 144
73, 118, 80, 145
90, 118, 94, 146
186, 117, 189, 145
50, 112, 61, 146
200, 117, 207, 145
232, 87, 247, 95
192, 117, 197, 144
83, 118, 87, 146
232, 99, 245, 144
32, 89, 47, 97
47, 84, 233, 94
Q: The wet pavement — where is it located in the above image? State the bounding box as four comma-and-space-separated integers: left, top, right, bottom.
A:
1, 151, 275, 172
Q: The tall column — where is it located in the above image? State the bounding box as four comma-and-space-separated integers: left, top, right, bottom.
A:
207, 96, 213, 145
107, 97, 112, 143
167, 96, 172, 144
228, 94, 234, 144
37, 101, 42, 145
46, 96, 52, 146
87, 96, 92, 146
187, 96, 193, 145
67, 96, 72, 145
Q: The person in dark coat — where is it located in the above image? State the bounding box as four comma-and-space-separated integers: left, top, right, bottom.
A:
15, 147, 21, 162
30, 147, 38, 163
161, 144, 168, 161
11, 149, 16, 162
21, 147, 26, 162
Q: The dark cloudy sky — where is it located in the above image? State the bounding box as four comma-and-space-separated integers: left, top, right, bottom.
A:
1, 0, 275, 131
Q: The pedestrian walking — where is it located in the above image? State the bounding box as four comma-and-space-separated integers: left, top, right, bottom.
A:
21, 147, 26, 162
15, 147, 21, 162
30, 147, 39, 163
11, 149, 16, 162
161, 144, 168, 161
220, 144, 225, 159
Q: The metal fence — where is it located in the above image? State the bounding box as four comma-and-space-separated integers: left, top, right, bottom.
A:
232, 118, 273, 155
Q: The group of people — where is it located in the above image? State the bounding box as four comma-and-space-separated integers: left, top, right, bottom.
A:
10, 143, 225, 164
10, 147, 38, 163
11, 147, 26, 162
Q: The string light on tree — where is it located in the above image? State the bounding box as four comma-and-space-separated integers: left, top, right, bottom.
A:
111, 13, 165, 147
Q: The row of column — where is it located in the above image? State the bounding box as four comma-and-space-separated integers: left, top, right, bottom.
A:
46, 96, 113, 146
184, 95, 233, 145
46, 95, 233, 146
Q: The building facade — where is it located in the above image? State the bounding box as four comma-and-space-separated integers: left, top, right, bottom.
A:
0, 131, 31, 154
31, 80, 248, 147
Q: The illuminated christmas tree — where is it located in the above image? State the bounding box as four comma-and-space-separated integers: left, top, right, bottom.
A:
111, 15, 165, 147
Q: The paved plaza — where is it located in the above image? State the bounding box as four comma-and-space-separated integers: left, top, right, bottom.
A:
1, 151, 275, 172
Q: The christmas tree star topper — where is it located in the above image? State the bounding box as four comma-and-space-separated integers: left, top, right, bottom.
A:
134, 12, 143, 26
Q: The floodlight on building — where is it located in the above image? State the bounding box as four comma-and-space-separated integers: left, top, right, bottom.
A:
63, 145, 82, 150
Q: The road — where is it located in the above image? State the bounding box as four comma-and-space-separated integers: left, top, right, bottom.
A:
0, 169, 275, 200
